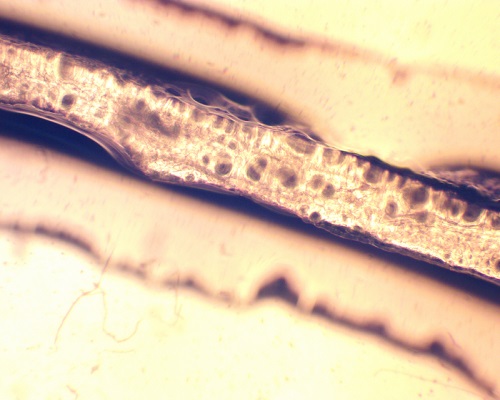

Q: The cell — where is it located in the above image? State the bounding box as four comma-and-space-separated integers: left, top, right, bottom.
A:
310, 174, 324, 190
214, 160, 233, 176
285, 131, 317, 155
490, 215, 500, 230
145, 111, 177, 138
309, 211, 321, 223
321, 184, 335, 199
363, 164, 384, 184
246, 157, 268, 182
246, 165, 261, 181
277, 166, 298, 188
165, 86, 182, 97
385, 201, 398, 218
403, 184, 429, 207
462, 204, 483, 222
60, 93, 76, 108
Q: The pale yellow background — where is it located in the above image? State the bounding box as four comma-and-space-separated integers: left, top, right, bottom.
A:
0, 1, 498, 399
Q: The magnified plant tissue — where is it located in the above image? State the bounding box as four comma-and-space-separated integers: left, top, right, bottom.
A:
0, 32, 499, 287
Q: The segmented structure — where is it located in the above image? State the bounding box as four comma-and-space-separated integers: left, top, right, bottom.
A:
1, 33, 499, 285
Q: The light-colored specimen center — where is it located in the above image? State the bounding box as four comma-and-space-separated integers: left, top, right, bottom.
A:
0, 34, 499, 285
